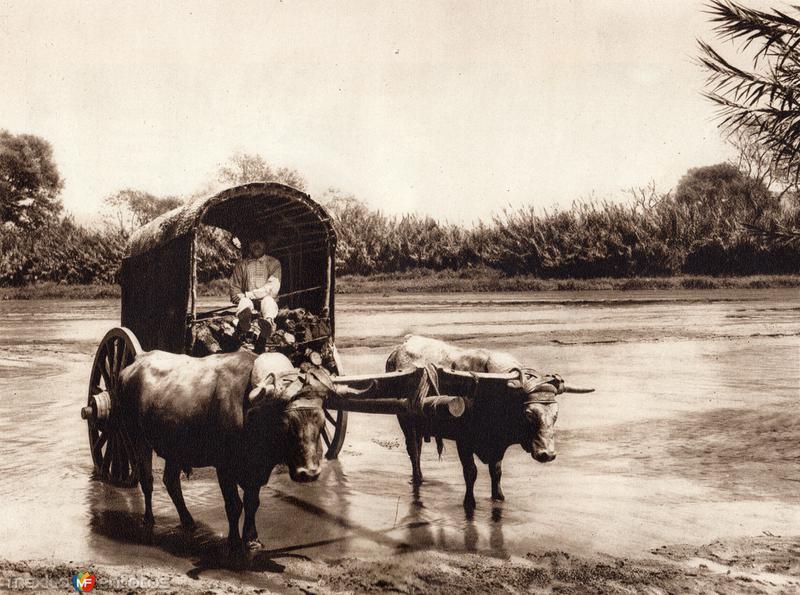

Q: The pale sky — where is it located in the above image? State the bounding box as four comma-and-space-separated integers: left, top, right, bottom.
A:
0, 0, 781, 224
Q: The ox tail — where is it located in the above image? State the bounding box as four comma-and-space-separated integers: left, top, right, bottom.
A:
436, 436, 444, 459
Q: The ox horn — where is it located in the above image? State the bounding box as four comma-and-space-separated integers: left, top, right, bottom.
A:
562, 386, 595, 394
516, 372, 595, 396
331, 377, 377, 398
249, 372, 277, 403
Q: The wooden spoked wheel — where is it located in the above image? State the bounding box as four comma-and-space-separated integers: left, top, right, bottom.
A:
84, 327, 141, 487
323, 344, 348, 460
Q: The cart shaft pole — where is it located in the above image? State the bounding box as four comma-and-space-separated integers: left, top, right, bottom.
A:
327, 394, 466, 418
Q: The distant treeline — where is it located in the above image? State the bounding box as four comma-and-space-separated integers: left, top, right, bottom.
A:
1, 217, 124, 286
330, 195, 800, 278
1, 163, 799, 287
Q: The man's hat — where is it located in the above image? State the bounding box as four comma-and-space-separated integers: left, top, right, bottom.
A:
232, 225, 288, 251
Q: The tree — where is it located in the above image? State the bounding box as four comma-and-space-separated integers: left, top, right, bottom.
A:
627, 180, 670, 214
728, 128, 796, 196
675, 162, 777, 224
0, 130, 63, 228
318, 187, 362, 211
698, 1, 800, 185
217, 151, 307, 190
103, 189, 182, 239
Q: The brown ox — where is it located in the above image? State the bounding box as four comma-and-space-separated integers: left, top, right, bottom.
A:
118, 350, 360, 552
387, 335, 589, 510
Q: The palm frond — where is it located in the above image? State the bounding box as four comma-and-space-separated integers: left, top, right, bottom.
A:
699, 1, 800, 184
704, 0, 800, 65
741, 221, 800, 246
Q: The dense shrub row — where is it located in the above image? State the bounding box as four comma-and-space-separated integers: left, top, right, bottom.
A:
329, 194, 800, 278
0, 217, 124, 286
1, 191, 798, 288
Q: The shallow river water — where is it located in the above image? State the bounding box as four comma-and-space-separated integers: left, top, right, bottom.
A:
0, 289, 798, 588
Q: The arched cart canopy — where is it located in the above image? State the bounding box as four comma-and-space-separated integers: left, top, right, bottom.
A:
120, 183, 337, 353
125, 182, 336, 258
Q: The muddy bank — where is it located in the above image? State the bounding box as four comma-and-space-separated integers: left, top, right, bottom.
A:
3, 274, 800, 300
3, 534, 798, 593
322, 534, 800, 594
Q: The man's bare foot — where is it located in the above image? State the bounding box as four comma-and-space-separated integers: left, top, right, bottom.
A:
237, 308, 253, 335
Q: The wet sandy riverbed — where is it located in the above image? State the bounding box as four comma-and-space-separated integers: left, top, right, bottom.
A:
0, 289, 798, 592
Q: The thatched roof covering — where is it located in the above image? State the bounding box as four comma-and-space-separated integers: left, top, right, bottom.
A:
125, 182, 336, 258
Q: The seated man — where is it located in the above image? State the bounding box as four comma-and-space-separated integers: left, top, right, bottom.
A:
229, 237, 281, 340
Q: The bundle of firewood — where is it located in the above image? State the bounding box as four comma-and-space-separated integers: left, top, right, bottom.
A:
192, 307, 336, 371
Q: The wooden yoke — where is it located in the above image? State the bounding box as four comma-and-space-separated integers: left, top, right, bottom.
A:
329, 367, 466, 419
327, 364, 592, 418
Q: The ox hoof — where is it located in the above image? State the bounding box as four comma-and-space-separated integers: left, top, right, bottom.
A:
491, 492, 505, 502
463, 495, 476, 513
142, 519, 155, 544
246, 539, 265, 552
180, 518, 196, 532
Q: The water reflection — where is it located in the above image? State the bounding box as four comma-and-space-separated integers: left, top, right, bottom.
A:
393, 480, 509, 557
85, 472, 309, 574
396, 490, 435, 552
459, 505, 509, 558
489, 506, 507, 558
464, 517, 479, 552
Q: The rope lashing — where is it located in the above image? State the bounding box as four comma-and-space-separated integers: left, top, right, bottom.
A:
249, 368, 329, 415
409, 364, 440, 416
285, 367, 333, 411
409, 364, 444, 441
508, 367, 563, 404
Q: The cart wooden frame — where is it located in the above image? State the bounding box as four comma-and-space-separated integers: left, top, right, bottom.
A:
83, 183, 348, 486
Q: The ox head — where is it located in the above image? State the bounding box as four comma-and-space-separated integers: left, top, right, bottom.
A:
247, 354, 366, 482
506, 370, 564, 463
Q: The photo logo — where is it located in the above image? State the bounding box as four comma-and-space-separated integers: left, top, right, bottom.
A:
71, 571, 95, 592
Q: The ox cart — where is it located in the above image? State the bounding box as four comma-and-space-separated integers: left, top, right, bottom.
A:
79, 182, 578, 493
81, 183, 356, 486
